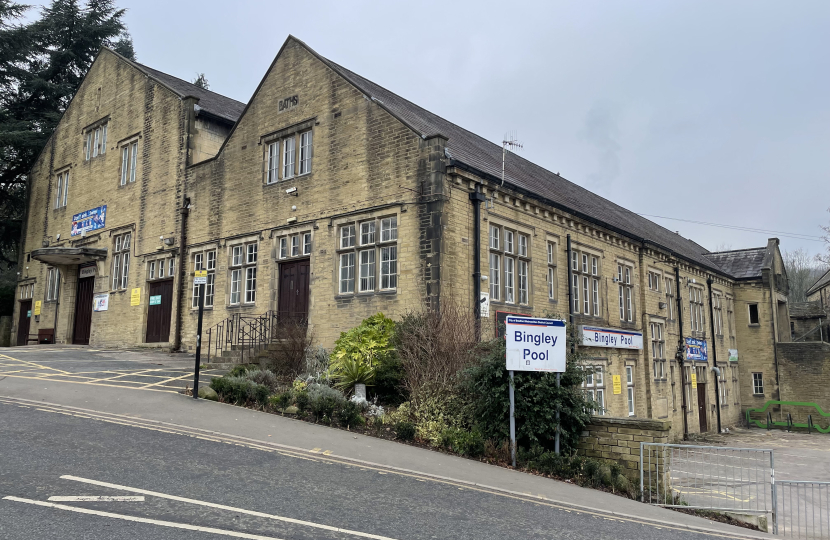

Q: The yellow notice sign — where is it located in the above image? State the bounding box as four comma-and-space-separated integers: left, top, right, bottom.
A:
612, 374, 622, 395
194, 270, 208, 278
130, 288, 141, 306
691, 373, 698, 388
33, 300, 42, 316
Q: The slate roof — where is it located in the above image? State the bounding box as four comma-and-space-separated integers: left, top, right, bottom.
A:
301, 43, 722, 273
807, 268, 830, 296
789, 301, 827, 319
131, 59, 245, 124
702, 247, 767, 280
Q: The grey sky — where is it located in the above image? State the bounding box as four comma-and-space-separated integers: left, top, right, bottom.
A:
35, 0, 830, 256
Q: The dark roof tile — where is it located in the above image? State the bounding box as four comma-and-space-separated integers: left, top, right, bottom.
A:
703, 248, 767, 279
807, 268, 830, 296
789, 301, 827, 319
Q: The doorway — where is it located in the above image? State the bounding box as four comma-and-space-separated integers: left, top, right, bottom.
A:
16, 300, 31, 346
73, 276, 95, 345
278, 259, 310, 324
145, 279, 174, 343
697, 382, 708, 432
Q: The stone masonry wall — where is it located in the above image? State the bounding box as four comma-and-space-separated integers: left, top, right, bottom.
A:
775, 342, 830, 426
577, 416, 672, 478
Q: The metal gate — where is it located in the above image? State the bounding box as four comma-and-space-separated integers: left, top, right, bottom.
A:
777, 481, 830, 539
640, 443, 775, 523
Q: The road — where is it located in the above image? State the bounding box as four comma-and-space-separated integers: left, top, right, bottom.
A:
0, 399, 756, 540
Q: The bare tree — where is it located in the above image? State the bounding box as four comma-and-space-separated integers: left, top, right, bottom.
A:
819, 208, 830, 266
713, 243, 733, 252
784, 248, 828, 303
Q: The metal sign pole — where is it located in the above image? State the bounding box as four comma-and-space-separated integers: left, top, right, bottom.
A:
509, 369, 516, 467
555, 372, 561, 454
192, 281, 205, 399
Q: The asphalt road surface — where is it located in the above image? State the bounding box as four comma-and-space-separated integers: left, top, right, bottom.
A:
0, 399, 755, 540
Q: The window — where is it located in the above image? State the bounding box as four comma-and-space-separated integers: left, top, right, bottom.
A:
648, 271, 661, 291
46, 268, 60, 301
111, 233, 131, 290
748, 303, 760, 325
626, 366, 635, 416
338, 217, 398, 295
547, 241, 557, 301
650, 322, 665, 379
298, 130, 313, 175
267, 142, 279, 184
282, 136, 295, 179
727, 296, 736, 347
583, 366, 605, 415
192, 250, 216, 308
670, 365, 677, 411
55, 171, 68, 209
291, 236, 299, 257
618, 264, 633, 321
19, 283, 33, 299
489, 224, 531, 305
303, 233, 312, 255
229, 243, 257, 304
665, 277, 675, 320
339, 253, 355, 294
731, 366, 739, 405
570, 251, 599, 315
689, 287, 705, 332
719, 366, 728, 407
120, 140, 138, 185
713, 293, 723, 335
752, 373, 764, 395
148, 261, 156, 280
85, 123, 107, 161
685, 366, 693, 412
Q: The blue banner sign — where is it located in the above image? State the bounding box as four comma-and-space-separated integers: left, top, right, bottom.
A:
685, 337, 708, 362
71, 205, 107, 237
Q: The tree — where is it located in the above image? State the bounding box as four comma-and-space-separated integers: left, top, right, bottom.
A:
820, 208, 830, 266
192, 72, 208, 90
783, 248, 828, 303
0, 0, 134, 268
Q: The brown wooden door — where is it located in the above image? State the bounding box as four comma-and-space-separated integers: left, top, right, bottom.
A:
16, 300, 31, 346
697, 383, 708, 432
145, 279, 174, 343
73, 276, 95, 345
278, 259, 310, 323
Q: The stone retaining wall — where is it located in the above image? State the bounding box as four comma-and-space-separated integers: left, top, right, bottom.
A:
577, 416, 671, 477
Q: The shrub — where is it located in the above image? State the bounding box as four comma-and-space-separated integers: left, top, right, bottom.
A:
395, 421, 415, 441
261, 319, 313, 379
371, 353, 406, 405
211, 375, 270, 406
460, 321, 594, 454
227, 364, 253, 377
330, 313, 396, 394
307, 383, 346, 421
338, 400, 364, 428
272, 391, 292, 411
442, 427, 485, 457
252, 383, 270, 406
295, 391, 310, 411
245, 369, 280, 392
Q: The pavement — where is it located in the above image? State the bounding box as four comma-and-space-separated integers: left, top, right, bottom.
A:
0, 345, 774, 539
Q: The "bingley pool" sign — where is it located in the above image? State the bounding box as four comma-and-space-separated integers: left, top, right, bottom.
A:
505, 316, 567, 372
579, 325, 643, 350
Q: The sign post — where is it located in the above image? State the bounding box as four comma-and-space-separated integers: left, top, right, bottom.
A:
192, 270, 207, 399
504, 315, 567, 467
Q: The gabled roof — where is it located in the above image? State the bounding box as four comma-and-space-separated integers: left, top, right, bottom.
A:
789, 301, 827, 319
703, 247, 767, 280
807, 267, 830, 296
106, 47, 245, 124
291, 38, 722, 273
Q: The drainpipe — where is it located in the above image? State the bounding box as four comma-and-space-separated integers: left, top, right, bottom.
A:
470, 187, 486, 342
707, 277, 722, 433
675, 266, 689, 440
173, 196, 190, 351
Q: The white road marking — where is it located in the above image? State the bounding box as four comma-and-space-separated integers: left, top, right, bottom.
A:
48, 495, 144, 502
61, 475, 398, 540
2, 496, 284, 539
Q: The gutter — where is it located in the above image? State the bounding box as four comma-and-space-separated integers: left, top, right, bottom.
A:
675, 266, 689, 440
706, 277, 722, 433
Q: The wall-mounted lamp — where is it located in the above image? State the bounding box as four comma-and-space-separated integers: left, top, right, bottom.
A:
285, 187, 298, 196
164, 238, 175, 246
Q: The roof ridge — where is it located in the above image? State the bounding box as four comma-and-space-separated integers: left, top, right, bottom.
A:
134, 61, 245, 107
707, 247, 766, 255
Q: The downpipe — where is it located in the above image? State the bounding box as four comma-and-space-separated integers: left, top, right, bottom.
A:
707, 277, 722, 433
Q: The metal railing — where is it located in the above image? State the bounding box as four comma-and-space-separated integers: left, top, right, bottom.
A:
640, 443, 776, 523
777, 481, 830, 539
204, 311, 308, 364
746, 401, 830, 434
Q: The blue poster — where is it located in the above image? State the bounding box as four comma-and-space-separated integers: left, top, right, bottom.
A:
685, 337, 708, 362
71, 205, 107, 237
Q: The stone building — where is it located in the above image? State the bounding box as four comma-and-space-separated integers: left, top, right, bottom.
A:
13, 36, 795, 439
806, 268, 830, 309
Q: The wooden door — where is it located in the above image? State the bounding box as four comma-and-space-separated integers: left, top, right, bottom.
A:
145, 279, 174, 343
697, 383, 708, 432
72, 276, 95, 345
16, 300, 31, 346
278, 260, 310, 324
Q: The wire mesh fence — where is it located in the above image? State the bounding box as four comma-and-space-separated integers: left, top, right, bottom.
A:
640, 443, 775, 519
777, 481, 830, 539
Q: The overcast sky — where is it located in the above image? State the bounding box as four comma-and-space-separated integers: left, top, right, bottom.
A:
32, 0, 830, 257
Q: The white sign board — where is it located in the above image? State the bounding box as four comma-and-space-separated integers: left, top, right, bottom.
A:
194, 276, 207, 285
579, 325, 643, 350
505, 316, 567, 372
79, 266, 96, 279
479, 292, 490, 318
93, 292, 109, 312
